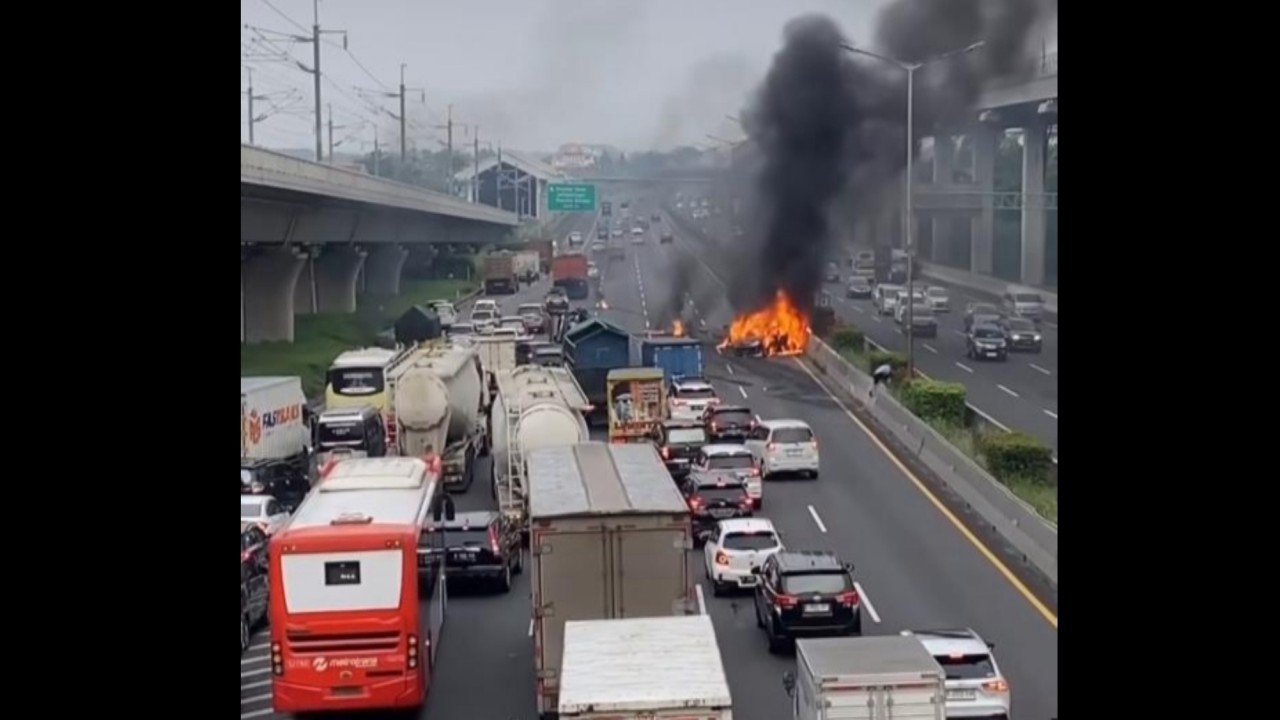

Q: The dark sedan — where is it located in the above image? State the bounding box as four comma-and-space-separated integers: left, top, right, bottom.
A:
1002, 317, 1043, 352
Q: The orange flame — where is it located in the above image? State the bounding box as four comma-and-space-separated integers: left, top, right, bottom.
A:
717, 290, 810, 356
672, 319, 686, 337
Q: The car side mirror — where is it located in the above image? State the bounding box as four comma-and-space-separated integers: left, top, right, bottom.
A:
844, 562, 855, 574
781, 671, 796, 698
750, 566, 762, 575
986, 641, 995, 650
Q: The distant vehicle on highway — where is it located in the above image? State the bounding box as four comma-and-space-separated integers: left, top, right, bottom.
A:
543, 287, 569, 315
241, 495, 291, 536
518, 303, 546, 334
895, 303, 938, 338
590, 240, 606, 252
873, 284, 904, 315
611, 228, 623, 238
1002, 287, 1046, 324
651, 213, 661, 223
631, 229, 645, 245
659, 231, 674, 244
470, 307, 497, 333
693, 443, 762, 509
825, 262, 840, 282
596, 227, 608, 240
744, 418, 819, 481
963, 302, 1002, 330
1001, 316, 1042, 353
568, 231, 583, 245
586, 261, 599, 279
846, 276, 873, 299
925, 286, 950, 312
966, 323, 1008, 361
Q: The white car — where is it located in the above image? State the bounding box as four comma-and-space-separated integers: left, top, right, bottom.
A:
568, 231, 582, 244
669, 378, 719, 420
693, 444, 762, 508
703, 517, 783, 596
925, 286, 950, 312
473, 299, 499, 314
470, 308, 497, 333
873, 284, 904, 315
240, 495, 291, 536
893, 294, 927, 324
745, 419, 820, 479
901, 628, 1011, 719
587, 262, 600, 279
429, 301, 458, 327
611, 228, 623, 238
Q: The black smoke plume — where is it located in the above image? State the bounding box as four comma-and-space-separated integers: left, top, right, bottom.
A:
730, 0, 1044, 315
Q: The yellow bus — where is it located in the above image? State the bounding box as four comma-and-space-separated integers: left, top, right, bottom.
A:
324, 347, 402, 415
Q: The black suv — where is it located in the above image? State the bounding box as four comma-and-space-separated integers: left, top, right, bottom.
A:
419, 511, 523, 593
240, 523, 270, 653
650, 420, 708, 479
659, 231, 674, 245
752, 550, 861, 653
544, 288, 569, 315
241, 458, 310, 512
680, 471, 753, 544
703, 405, 756, 442
966, 323, 1009, 362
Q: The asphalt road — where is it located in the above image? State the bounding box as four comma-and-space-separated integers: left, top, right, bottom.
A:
669, 205, 1059, 455
241, 191, 1056, 720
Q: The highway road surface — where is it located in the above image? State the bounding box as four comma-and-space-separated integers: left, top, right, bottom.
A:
241, 190, 1057, 720
669, 203, 1059, 455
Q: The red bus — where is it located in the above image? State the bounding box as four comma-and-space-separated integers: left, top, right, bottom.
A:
268, 456, 450, 714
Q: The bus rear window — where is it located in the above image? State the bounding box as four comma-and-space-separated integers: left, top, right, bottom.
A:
328, 368, 385, 397
282, 550, 404, 613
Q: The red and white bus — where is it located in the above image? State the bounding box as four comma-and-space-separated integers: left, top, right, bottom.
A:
267, 456, 449, 714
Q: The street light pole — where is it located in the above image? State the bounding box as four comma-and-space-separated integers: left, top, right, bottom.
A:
840, 40, 984, 379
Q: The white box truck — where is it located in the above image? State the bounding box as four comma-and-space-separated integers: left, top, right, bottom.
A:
559, 615, 732, 720
528, 442, 693, 720
240, 377, 309, 467
787, 636, 946, 720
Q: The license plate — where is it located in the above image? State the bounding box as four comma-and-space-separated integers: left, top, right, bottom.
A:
449, 552, 476, 563
803, 603, 830, 614
786, 449, 803, 456
946, 690, 977, 701
709, 508, 735, 518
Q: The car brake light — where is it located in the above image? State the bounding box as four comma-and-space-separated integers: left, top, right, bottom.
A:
688, 497, 703, 511
710, 421, 717, 432
488, 526, 501, 554
256, 521, 270, 533
983, 679, 1009, 693
271, 642, 283, 676
739, 496, 753, 509
775, 593, 799, 608
837, 589, 859, 605
407, 635, 419, 669
661, 446, 670, 460
810, 439, 819, 449
766, 442, 776, 452
240, 550, 254, 563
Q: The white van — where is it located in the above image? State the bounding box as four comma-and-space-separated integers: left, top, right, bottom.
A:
873, 284, 904, 316
744, 419, 819, 479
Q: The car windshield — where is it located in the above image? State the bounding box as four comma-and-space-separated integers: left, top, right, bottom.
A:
975, 327, 1005, 339
328, 367, 384, 396
970, 304, 998, 315
675, 386, 716, 400
1014, 293, 1043, 303
927, 287, 946, 297
707, 454, 754, 470
782, 571, 852, 594
518, 305, 541, 314
696, 484, 747, 502
772, 427, 813, 443
240, 501, 265, 519
668, 427, 707, 445
1006, 319, 1036, 331
933, 653, 997, 680
712, 409, 752, 425
723, 531, 779, 551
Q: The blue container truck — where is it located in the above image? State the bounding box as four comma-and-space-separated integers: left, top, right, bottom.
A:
638, 337, 704, 383
564, 318, 633, 426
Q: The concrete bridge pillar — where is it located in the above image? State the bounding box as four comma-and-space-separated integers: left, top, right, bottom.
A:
1021, 120, 1049, 287
971, 123, 998, 276
314, 247, 366, 313
294, 253, 317, 316
932, 135, 954, 186
242, 247, 305, 344
362, 245, 409, 297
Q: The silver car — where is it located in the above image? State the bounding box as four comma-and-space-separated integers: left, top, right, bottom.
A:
1002, 288, 1045, 323
901, 628, 1012, 720
925, 286, 950, 312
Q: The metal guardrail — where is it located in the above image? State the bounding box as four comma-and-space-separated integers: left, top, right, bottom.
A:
807, 336, 1058, 584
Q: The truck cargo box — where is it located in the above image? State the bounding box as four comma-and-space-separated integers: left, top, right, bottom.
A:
792, 636, 946, 720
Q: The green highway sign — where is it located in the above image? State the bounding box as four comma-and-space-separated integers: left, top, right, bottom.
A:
547, 183, 598, 212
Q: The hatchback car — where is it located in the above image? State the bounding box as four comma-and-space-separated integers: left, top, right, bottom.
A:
901, 628, 1012, 720
703, 517, 783, 596
692, 443, 762, 507
846, 276, 873, 299
873, 284, 904, 315
744, 419, 819, 480
240, 495, 291, 536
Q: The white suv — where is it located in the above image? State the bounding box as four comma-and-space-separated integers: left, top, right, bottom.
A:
703, 517, 783, 596
669, 378, 719, 420
873, 284, 903, 315
744, 419, 819, 480
901, 628, 1012, 719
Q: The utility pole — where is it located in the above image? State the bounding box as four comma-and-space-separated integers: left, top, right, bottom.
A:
496, 141, 504, 211
358, 68, 423, 166
273, 1, 346, 161
243, 68, 270, 146
446, 104, 454, 195
473, 127, 480, 203
373, 125, 381, 176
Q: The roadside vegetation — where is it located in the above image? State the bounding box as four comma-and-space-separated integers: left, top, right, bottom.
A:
241, 279, 475, 398
827, 327, 1058, 523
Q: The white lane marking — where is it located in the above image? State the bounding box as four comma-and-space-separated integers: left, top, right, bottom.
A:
952, 330, 967, 337
726, 363, 735, 375
807, 505, 828, 533
997, 384, 1019, 398
955, 362, 974, 374
854, 581, 882, 623
241, 654, 268, 666
851, 305, 865, 314
241, 667, 271, 678
1044, 409, 1058, 419
922, 343, 938, 354
737, 385, 748, 399
528, 618, 535, 637
248, 641, 269, 651
695, 583, 708, 615
968, 403, 1012, 432
242, 679, 271, 691
1029, 363, 1051, 375
241, 694, 271, 706
241, 709, 275, 719
870, 315, 882, 323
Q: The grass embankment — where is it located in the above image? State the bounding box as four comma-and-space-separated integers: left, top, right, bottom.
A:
832, 340, 1058, 524
241, 279, 475, 399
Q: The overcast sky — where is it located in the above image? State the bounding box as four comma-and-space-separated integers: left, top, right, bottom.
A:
240, 0, 900, 155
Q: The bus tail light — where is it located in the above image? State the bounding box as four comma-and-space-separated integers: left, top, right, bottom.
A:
407, 635, 419, 669
271, 642, 283, 676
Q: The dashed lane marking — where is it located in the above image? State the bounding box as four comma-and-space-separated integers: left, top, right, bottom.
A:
241, 709, 275, 719
854, 581, 881, 623
1029, 363, 1051, 375
241, 667, 271, 678
997, 384, 1019, 398
695, 584, 708, 615
737, 385, 748, 399
807, 505, 828, 533
922, 343, 938, 354
793, 358, 1057, 629
1044, 409, 1058, 419
242, 694, 271, 706
955, 362, 974, 373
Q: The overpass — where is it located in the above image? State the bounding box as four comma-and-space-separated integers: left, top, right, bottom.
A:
241, 145, 518, 343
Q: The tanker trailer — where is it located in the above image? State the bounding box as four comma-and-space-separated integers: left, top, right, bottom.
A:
389, 342, 487, 491
491, 365, 592, 531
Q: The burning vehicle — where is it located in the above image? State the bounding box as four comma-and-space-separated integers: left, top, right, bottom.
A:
717, 290, 811, 358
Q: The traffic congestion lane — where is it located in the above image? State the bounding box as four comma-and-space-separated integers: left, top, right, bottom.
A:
828, 287, 1060, 451
626, 225, 1058, 720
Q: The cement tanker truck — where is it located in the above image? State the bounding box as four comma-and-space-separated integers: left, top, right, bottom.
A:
389, 341, 488, 491
491, 365, 592, 533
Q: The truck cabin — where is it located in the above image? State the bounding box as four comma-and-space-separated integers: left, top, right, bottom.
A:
314, 405, 386, 459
